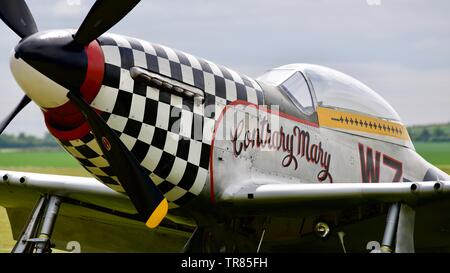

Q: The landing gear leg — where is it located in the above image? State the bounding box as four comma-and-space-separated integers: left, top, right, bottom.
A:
12, 195, 62, 253
380, 203, 400, 253
379, 203, 415, 253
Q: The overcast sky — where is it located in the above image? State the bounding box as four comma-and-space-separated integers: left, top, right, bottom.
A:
1, 0, 449, 136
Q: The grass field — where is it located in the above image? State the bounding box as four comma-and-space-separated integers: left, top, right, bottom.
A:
0, 149, 91, 177
414, 142, 450, 174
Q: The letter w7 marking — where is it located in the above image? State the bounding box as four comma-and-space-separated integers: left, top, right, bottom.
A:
358, 143, 403, 183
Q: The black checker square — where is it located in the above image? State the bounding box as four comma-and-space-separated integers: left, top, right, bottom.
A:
143, 98, 158, 126
133, 81, 147, 97
154, 151, 176, 179
103, 64, 121, 88
99, 176, 121, 186
242, 76, 253, 88
219, 66, 233, 81
214, 75, 226, 99
112, 91, 133, 118
192, 68, 205, 90
199, 143, 211, 169
100, 166, 115, 177
176, 139, 190, 161
236, 82, 248, 101
175, 51, 191, 66
177, 162, 199, 191
198, 58, 213, 74
98, 36, 117, 46
145, 53, 159, 73
151, 127, 168, 150
123, 118, 143, 138
119, 47, 134, 70
169, 61, 183, 82
157, 180, 176, 194
158, 89, 171, 105
77, 158, 96, 168
131, 140, 151, 163
76, 145, 99, 159
128, 38, 145, 51
152, 44, 169, 59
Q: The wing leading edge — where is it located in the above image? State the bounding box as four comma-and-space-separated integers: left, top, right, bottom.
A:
220, 181, 450, 206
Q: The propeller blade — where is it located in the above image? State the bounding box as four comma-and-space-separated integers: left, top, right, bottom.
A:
73, 0, 140, 45
0, 0, 38, 38
0, 95, 31, 135
67, 91, 168, 228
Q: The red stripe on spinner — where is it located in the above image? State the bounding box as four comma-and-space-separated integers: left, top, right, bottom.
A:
44, 40, 105, 141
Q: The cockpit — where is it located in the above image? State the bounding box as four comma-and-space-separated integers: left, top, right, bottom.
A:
257, 64, 401, 122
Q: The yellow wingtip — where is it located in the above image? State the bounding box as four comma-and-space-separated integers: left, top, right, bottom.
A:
145, 198, 168, 229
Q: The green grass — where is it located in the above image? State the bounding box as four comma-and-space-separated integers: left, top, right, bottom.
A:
414, 142, 450, 166
0, 149, 80, 168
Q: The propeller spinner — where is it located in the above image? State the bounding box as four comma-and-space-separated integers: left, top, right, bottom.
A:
0, 0, 168, 228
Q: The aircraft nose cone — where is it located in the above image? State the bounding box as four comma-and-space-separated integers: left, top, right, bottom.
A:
14, 30, 88, 91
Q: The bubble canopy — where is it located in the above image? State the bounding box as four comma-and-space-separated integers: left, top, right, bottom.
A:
257, 64, 401, 122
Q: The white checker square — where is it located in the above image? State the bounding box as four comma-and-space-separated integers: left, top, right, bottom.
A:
157, 57, 171, 76
107, 114, 128, 132
87, 166, 107, 177
225, 78, 238, 102
138, 124, 155, 143
164, 131, 179, 155
156, 102, 170, 130
143, 146, 163, 172
119, 69, 134, 92
166, 158, 187, 185
184, 52, 202, 70
202, 117, 216, 145
132, 49, 147, 68
166, 187, 187, 202
228, 69, 244, 85
89, 157, 109, 168
146, 86, 159, 101
180, 64, 195, 86
187, 140, 202, 165
130, 94, 146, 122
170, 94, 183, 108
85, 139, 103, 155
120, 133, 137, 150
161, 45, 179, 62
101, 46, 121, 66
246, 87, 258, 104
150, 173, 164, 186
64, 146, 84, 159
189, 168, 208, 195
193, 97, 203, 116
69, 139, 84, 147
140, 40, 156, 55
91, 86, 119, 112
180, 110, 193, 139
207, 61, 223, 77
203, 72, 215, 95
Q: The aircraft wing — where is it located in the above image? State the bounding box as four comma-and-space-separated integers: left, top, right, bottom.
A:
219, 180, 450, 216
0, 170, 193, 252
